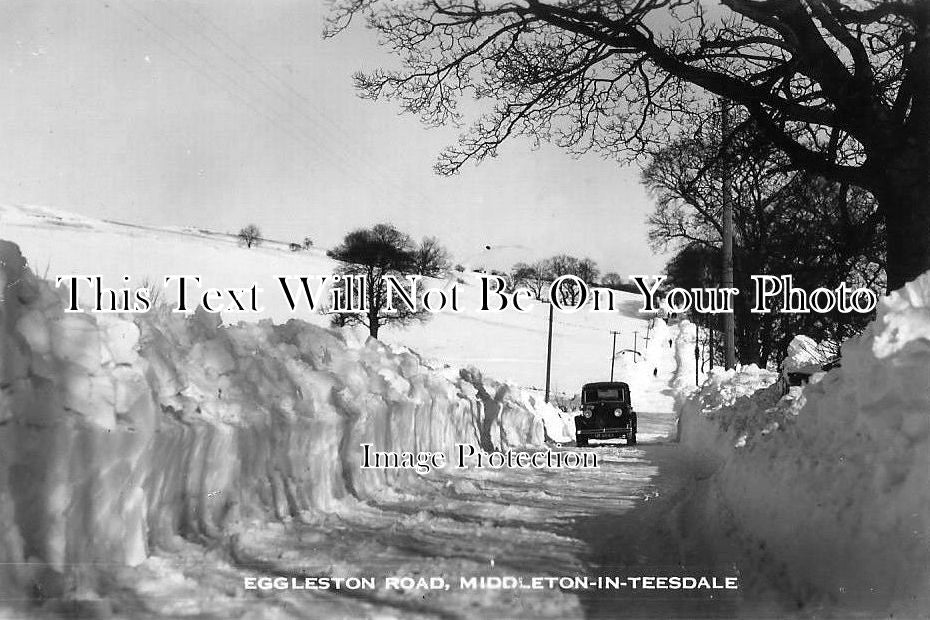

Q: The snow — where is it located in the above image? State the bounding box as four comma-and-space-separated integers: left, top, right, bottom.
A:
677, 272, 930, 614
0, 202, 833, 617
0, 239, 568, 611
5, 199, 922, 617
0, 202, 658, 397
781, 334, 832, 375
669, 319, 704, 399
511, 386, 575, 444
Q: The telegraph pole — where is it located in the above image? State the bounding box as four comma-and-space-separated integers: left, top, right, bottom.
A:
633, 331, 639, 362
720, 98, 736, 370
544, 301, 554, 403
709, 323, 715, 371
610, 330, 621, 381
694, 340, 700, 386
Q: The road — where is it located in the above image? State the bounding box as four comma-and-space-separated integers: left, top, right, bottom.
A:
86, 410, 793, 619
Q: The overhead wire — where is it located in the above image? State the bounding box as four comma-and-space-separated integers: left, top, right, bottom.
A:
140, 1, 435, 212
107, 2, 332, 160
185, 3, 437, 209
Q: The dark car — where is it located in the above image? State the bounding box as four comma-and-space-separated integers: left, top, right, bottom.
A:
781, 356, 841, 394
575, 381, 637, 447
575, 381, 636, 446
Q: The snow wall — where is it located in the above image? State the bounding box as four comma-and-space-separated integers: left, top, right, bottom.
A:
677, 274, 930, 613
0, 241, 555, 602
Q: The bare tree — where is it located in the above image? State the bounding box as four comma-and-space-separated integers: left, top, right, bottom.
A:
238, 224, 262, 249
327, 223, 429, 339
328, 0, 929, 290
510, 261, 549, 299
574, 257, 601, 285
600, 272, 625, 289
541, 254, 600, 305
645, 117, 884, 365
414, 236, 452, 276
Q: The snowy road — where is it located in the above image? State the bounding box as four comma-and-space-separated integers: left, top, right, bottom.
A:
94, 410, 791, 619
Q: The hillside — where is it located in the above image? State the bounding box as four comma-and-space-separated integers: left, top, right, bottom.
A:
1, 203, 662, 401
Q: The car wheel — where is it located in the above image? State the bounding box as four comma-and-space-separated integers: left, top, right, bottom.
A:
627, 433, 637, 445
576, 435, 588, 447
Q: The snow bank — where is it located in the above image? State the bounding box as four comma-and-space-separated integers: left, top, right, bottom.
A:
509, 384, 575, 443
676, 365, 781, 463
781, 334, 832, 375
678, 274, 930, 613
0, 241, 548, 605
670, 319, 701, 399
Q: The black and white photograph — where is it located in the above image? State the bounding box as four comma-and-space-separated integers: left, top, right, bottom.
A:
0, 0, 927, 618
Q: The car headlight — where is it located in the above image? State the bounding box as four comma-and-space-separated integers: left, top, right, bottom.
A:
614, 408, 622, 417
583, 410, 593, 418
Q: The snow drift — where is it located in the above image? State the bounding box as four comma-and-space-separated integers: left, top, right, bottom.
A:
677, 273, 930, 613
0, 241, 551, 606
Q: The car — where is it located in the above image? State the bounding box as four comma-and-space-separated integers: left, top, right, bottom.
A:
780, 355, 841, 394
575, 381, 637, 447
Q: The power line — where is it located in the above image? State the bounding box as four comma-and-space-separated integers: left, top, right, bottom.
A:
163, 2, 435, 211
108, 3, 328, 158
110, 1, 430, 216
148, 3, 355, 163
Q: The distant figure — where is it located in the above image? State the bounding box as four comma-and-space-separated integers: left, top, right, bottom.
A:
653, 367, 658, 377
668, 338, 673, 348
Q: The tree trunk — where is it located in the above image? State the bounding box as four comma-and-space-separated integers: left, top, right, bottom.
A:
368, 306, 380, 339
879, 152, 930, 292
879, 33, 930, 292
367, 267, 380, 339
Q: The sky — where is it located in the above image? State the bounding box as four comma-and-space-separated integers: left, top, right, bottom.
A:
0, 0, 669, 275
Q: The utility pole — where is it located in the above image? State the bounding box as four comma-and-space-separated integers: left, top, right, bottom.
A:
633, 331, 639, 362
610, 330, 620, 381
720, 98, 736, 370
709, 323, 715, 371
694, 340, 700, 386
544, 301, 554, 403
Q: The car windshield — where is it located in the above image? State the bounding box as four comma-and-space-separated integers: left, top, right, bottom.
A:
585, 387, 625, 402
